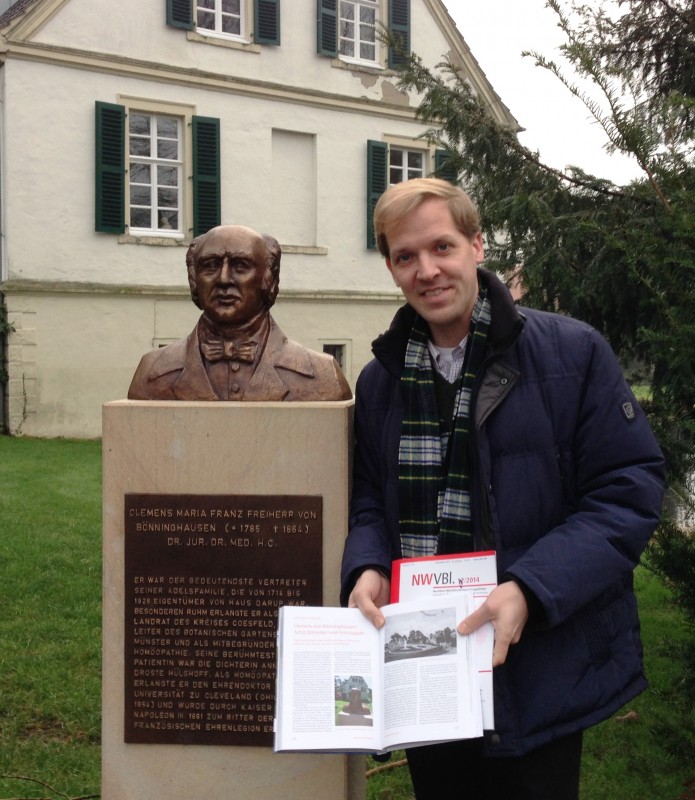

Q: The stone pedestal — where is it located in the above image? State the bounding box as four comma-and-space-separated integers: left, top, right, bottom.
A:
102, 400, 363, 800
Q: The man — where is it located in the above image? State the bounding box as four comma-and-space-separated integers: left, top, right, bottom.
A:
128, 224, 351, 402
340, 179, 664, 799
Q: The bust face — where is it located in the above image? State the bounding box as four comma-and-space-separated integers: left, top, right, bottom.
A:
193, 226, 270, 330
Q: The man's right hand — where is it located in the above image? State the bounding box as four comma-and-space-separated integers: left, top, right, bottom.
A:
347, 568, 390, 629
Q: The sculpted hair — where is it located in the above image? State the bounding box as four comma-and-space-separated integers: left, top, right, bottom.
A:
186, 227, 282, 310
373, 178, 481, 258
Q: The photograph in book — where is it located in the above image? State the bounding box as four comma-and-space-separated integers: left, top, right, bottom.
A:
273, 596, 483, 755
384, 607, 457, 663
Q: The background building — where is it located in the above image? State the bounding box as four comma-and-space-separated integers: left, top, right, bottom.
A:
0, 0, 515, 437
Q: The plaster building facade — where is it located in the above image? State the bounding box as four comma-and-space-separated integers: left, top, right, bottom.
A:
0, 0, 515, 437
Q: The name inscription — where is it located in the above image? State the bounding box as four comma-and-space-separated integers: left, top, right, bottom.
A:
124, 494, 322, 746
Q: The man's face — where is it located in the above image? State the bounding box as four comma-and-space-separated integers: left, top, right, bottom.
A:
385, 197, 484, 347
194, 226, 270, 330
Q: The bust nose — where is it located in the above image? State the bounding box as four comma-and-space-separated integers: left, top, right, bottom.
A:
218, 259, 234, 284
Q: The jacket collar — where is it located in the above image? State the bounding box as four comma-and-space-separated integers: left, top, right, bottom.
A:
372, 268, 525, 376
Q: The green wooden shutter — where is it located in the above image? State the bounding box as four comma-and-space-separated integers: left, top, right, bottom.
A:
192, 116, 221, 237
166, 0, 194, 30
388, 0, 410, 69
95, 101, 125, 234
255, 0, 280, 44
317, 0, 338, 57
435, 149, 458, 184
367, 140, 388, 250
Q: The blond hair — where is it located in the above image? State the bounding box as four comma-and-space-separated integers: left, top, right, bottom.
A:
373, 178, 481, 258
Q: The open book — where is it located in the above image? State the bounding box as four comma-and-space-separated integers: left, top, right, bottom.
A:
273, 595, 483, 754
391, 551, 497, 730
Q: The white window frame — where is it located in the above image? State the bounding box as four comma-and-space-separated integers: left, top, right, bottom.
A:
120, 97, 195, 242
389, 146, 426, 185
339, 0, 380, 68
195, 0, 249, 44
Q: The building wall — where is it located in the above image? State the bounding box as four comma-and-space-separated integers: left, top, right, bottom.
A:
0, 0, 514, 436
4, 287, 400, 437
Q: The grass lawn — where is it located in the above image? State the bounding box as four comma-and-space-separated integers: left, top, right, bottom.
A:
0, 436, 693, 799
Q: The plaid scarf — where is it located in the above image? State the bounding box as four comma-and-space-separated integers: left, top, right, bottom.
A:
398, 293, 491, 557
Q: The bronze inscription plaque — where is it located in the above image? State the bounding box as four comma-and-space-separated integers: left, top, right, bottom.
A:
124, 493, 322, 746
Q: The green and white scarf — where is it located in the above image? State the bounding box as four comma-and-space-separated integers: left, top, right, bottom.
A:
398, 293, 491, 558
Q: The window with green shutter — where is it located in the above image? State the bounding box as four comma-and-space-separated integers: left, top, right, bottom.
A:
192, 116, 221, 237
367, 140, 388, 250
255, 0, 280, 45
317, 0, 338, 57
388, 0, 410, 69
96, 100, 220, 239
434, 149, 458, 185
166, 0, 194, 30
95, 101, 125, 234
318, 1, 410, 69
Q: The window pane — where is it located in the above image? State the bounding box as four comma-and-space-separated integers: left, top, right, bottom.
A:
159, 210, 178, 230
158, 165, 177, 186
390, 150, 403, 167
157, 117, 177, 139
390, 167, 402, 184
222, 16, 241, 35
130, 207, 151, 228
129, 114, 149, 135
360, 42, 375, 60
360, 22, 375, 43
157, 139, 178, 160
197, 9, 214, 28
157, 187, 178, 207
198, 0, 214, 8
130, 137, 150, 157
360, 7, 375, 23
408, 152, 423, 169
130, 185, 151, 206
222, 0, 240, 12
130, 163, 151, 183
341, 2, 355, 21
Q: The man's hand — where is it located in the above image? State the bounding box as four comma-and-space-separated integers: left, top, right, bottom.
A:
457, 581, 529, 666
348, 568, 391, 629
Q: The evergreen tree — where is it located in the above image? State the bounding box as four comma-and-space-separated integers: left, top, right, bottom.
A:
393, 0, 695, 618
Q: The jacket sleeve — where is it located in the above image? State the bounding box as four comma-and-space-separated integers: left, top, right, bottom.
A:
339, 362, 397, 605
503, 323, 665, 628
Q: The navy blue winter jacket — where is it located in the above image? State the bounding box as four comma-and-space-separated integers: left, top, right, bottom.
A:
340, 268, 665, 756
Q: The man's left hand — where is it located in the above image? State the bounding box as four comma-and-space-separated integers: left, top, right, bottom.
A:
457, 581, 529, 666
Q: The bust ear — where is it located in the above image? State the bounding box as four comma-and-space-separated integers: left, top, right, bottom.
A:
262, 269, 279, 308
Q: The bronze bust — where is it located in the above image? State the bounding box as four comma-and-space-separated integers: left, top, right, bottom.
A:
128, 225, 352, 401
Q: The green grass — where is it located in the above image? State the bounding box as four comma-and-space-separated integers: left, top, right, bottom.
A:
0, 436, 102, 799
0, 437, 693, 799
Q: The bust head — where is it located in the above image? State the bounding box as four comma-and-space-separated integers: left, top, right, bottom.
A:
186, 225, 281, 332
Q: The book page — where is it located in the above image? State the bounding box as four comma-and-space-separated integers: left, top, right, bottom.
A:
380, 595, 482, 751
390, 552, 496, 730
274, 606, 383, 753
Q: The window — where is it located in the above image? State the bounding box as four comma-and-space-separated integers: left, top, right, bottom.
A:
389, 147, 424, 184
196, 0, 244, 40
339, 0, 378, 65
322, 343, 345, 369
317, 0, 409, 69
95, 101, 221, 238
166, 0, 280, 46
365, 140, 456, 249
128, 113, 183, 234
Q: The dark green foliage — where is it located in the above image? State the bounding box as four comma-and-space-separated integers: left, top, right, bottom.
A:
394, 1, 695, 630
